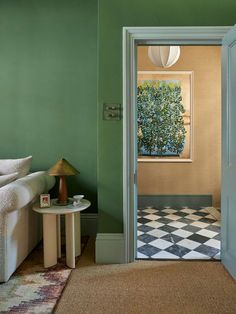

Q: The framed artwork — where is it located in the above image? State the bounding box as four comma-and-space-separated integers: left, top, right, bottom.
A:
40, 194, 51, 208
137, 71, 193, 162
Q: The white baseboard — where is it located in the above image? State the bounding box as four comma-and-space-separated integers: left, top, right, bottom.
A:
81, 213, 98, 236
95, 233, 125, 264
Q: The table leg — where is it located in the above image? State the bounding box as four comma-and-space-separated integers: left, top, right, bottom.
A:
65, 213, 75, 268
57, 215, 61, 258
43, 214, 57, 267
75, 212, 81, 257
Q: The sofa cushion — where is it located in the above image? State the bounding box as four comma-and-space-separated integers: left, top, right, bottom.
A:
0, 171, 55, 214
0, 172, 18, 188
0, 156, 32, 178
0, 171, 56, 282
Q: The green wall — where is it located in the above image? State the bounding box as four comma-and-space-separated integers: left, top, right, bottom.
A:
0, 0, 98, 212
98, 0, 236, 232
1, 0, 236, 229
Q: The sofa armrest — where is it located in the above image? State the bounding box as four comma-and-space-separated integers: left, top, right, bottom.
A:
0, 171, 55, 214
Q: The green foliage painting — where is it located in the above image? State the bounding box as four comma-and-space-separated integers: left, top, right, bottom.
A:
137, 80, 186, 156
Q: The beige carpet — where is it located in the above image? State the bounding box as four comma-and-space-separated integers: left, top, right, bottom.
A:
55, 238, 236, 314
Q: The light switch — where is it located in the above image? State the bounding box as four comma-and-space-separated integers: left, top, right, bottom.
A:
103, 103, 122, 120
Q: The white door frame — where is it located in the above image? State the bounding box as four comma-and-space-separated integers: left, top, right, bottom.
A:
123, 26, 231, 263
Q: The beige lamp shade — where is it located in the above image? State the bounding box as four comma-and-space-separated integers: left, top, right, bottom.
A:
48, 158, 79, 206
148, 46, 180, 68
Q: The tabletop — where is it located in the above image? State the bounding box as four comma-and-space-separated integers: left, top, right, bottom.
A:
33, 198, 91, 215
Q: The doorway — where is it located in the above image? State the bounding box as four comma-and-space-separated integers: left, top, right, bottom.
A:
123, 26, 236, 279
136, 45, 221, 260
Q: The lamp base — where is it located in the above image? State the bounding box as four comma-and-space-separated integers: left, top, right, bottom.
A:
53, 199, 73, 206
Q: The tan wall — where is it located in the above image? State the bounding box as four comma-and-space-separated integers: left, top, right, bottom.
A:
137, 46, 221, 207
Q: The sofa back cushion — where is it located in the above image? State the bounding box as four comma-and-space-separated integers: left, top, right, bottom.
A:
0, 172, 18, 188
0, 156, 32, 178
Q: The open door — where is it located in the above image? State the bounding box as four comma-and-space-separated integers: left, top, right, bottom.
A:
221, 25, 236, 279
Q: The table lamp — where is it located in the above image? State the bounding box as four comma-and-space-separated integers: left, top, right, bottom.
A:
48, 158, 79, 205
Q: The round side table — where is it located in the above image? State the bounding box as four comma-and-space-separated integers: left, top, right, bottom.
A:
33, 198, 91, 268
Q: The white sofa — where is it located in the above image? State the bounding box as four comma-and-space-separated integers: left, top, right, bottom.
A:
0, 171, 55, 282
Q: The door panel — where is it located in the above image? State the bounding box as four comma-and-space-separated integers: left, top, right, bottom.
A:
229, 45, 236, 165
222, 25, 236, 278
227, 198, 236, 258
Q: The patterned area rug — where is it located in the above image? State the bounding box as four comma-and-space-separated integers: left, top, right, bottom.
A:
0, 237, 88, 313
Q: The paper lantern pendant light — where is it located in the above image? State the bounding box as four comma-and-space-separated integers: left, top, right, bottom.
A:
148, 46, 180, 68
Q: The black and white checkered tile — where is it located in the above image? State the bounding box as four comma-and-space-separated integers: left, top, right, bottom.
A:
137, 206, 220, 260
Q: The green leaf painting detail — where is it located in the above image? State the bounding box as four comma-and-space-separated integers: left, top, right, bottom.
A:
137, 80, 186, 156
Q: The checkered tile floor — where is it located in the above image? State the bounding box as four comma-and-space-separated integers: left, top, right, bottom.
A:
137, 206, 221, 260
